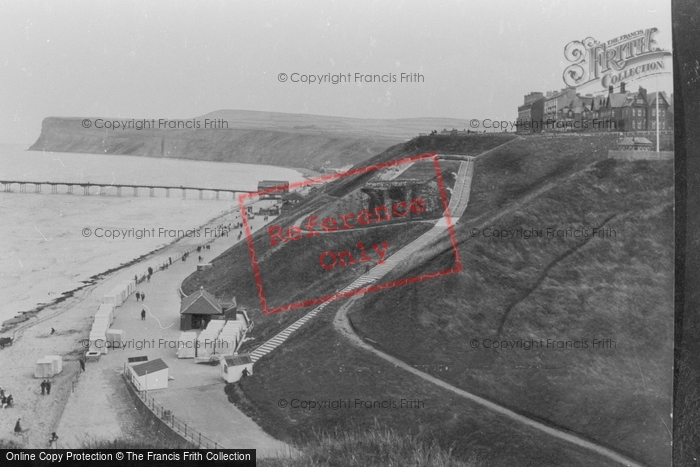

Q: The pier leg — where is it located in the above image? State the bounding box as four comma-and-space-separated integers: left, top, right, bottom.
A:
67, 185, 73, 195
133, 187, 138, 197
150, 187, 155, 197
20, 183, 26, 193
3, 183, 10, 192
35, 184, 41, 193
52, 184, 57, 194
84, 186, 90, 195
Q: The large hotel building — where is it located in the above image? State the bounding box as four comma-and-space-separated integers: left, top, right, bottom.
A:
516, 83, 673, 134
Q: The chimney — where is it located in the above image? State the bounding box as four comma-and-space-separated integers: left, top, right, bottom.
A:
620, 82, 626, 93
608, 85, 614, 95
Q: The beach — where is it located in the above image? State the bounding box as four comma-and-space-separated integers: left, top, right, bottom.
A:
0, 144, 306, 326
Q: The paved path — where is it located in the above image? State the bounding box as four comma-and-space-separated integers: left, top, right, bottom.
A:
332, 298, 643, 467
250, 156, 476, 362
249, 148, 644, 466
56, 207, 296, 456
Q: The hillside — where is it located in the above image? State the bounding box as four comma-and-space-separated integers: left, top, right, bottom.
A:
349, 146, 673, 465
28, 111, 480, 170
181, 133, 672, 466
181, 134, 514, 342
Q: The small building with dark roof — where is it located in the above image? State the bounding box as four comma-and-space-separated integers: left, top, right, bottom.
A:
282, 192, 304, 204
129, 358, 169, 391
280, 201, 295, 214
180, 287, 235, 331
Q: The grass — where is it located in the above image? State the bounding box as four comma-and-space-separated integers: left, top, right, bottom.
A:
183, 133, 660, 465
258, 423, 479, 467
182, 134, 511, 346
183, 221, 433, 349
351, 157, 673, 466
229, 301, 621, 467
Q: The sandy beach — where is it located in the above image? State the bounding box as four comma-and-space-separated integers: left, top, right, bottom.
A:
0, 202, 293, 456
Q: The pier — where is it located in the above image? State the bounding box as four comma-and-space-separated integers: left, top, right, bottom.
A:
0, 180, 254, 200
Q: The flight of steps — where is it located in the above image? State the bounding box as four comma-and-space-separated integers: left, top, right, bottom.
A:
250, 157, 475, 363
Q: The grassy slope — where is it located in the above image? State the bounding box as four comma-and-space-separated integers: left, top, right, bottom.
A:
182, 135, 514, 346
193, 134, 656, 466
233, 302, 621, 467
351, 152, 673, 466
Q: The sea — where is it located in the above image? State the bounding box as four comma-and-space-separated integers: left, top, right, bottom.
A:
0, 143, 306, 326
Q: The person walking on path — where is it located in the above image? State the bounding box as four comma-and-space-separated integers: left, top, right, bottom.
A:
141, 309, 146, 320
40, 380, 46, 395
148, 266, 153, 276
46, 380, 52, 395
79, 357, 86, 372
14, 418, 21, 434
48, 432, 59, 448
136, 292, 140, 301
141, 292, 145, 301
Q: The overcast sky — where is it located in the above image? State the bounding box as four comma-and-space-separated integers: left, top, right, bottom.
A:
0, 0, 673, 144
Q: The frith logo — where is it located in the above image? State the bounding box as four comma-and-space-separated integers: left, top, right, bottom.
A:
563, 27, 672, 93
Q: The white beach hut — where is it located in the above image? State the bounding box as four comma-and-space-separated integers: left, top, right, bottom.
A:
129, 358, 169, 391
46, 355, 63, 374
220, 354, 254, 383
176, 331, 198, 359
34, 358, 54, 378
89, 331, 108, 354
106, 329, 124, 348
96, 304, 114, 323
102, 294, 118, 306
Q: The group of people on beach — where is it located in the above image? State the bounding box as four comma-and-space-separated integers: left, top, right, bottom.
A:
0, 388, 14, 408
40, 379, 52, 395
135, 291, 146, 301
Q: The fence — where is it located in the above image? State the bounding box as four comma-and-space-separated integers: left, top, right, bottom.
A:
608, 150, 674, 161
122, 367, 222, 449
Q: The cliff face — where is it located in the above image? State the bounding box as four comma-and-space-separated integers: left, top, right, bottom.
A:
29, 111, 477, 169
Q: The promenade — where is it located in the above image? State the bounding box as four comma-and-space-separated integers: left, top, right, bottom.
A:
52, 206, 295, 456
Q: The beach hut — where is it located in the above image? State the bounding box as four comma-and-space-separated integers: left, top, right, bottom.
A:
127, 356, 148, 366
129, 359, 169, 391
34, 358, 54, 378
179, 288, 224, 331
216, 329, 239, 356
176, 331, 198, 359
93, 316, 110, 330
89, 331, 107, 354
96, 304, 114, 323
195, 331, 219, 359
220, 354, 254, 383
102, 294, 118, 306
223, 320, 247, 338
46, 355, 63, 374
106, 329, 124, 348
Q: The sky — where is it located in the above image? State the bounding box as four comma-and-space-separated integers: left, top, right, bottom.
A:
0, 0, 673, 144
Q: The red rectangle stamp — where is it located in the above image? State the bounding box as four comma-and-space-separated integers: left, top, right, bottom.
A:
239, 152, 462, 315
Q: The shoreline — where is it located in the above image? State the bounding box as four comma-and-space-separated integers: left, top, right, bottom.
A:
1, 208, 237, 336
0, 204, 256, 449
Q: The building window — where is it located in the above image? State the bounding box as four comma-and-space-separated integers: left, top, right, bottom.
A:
652, 121, 656, 130
652, 108, 656, 117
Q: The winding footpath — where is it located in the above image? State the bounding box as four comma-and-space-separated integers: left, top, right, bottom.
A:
250, 141, 645, 467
